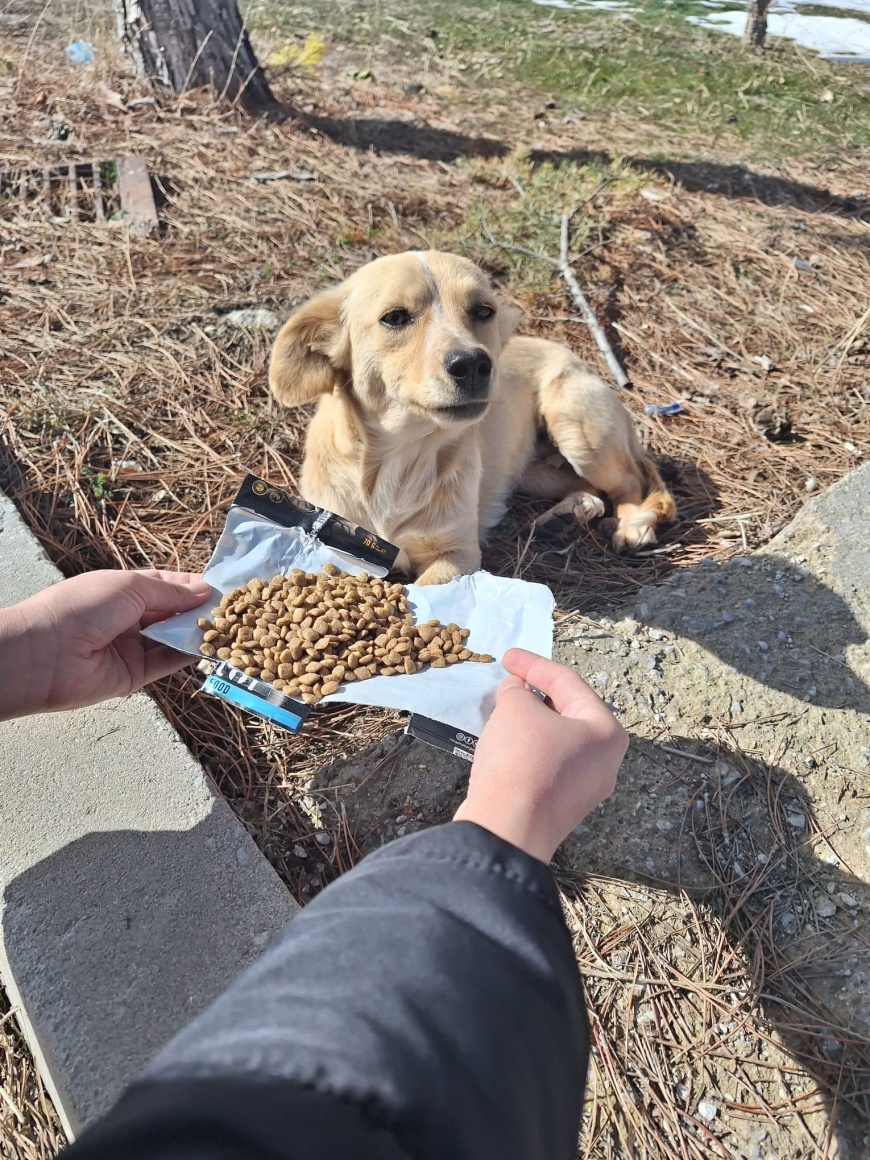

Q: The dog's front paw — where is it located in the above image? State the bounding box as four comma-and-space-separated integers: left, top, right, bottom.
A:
415, 560, 464, 586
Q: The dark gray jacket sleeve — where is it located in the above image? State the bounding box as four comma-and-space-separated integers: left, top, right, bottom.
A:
64, 821, 589, 1160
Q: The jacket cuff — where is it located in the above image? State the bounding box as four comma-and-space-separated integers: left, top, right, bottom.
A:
363, 820, 563, 915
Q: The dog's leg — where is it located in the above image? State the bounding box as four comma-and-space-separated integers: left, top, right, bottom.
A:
517, 460, 606, 527
400, 533, 482, 586
533, 349, 675, 552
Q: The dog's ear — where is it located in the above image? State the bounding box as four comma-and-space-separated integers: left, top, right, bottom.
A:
269, 288, 350, 406
497, 299, 522, 345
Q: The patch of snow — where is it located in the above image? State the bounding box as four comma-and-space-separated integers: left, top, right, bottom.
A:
534, 0, 870, 58
688, 7, 870, 55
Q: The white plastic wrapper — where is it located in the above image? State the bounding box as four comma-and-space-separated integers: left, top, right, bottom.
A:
143, 475, 554, 737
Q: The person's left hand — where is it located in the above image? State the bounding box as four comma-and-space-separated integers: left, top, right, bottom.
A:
0, 569, 212, 720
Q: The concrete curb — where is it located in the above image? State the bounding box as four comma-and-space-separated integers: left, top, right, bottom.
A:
0, 493, 298, 1137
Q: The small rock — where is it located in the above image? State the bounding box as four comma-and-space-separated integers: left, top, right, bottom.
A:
395, 815, 408, 825
236, 846, 250, 866
721, 611, 733, 624
292, 844, 307, 859
697, 1099, 718, 1121
838, 892, 859, 908
805, 475, 818, 492
758, 640, 769, 651
223, 307, 280, 330
730, 702, 743, 715
815, 896, 837, 919
780, 911, 797, 931
315, 832, 332, 847
786, 812, 806, 830
656, 819, 673, 832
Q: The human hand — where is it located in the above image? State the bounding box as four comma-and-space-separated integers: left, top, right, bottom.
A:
454, 648, 628, 863
0, 569, 212, 720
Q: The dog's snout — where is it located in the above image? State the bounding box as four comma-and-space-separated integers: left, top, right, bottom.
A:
444, 348, 492, 397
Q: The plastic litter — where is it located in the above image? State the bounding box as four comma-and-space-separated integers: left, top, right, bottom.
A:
65, 42, 95, 64
644, 401, 683, 417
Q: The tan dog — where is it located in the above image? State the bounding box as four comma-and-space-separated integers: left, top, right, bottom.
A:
269, 251, 675, 585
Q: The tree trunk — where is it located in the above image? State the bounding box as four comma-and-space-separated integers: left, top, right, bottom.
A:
115, 0, 282, 116
743, 0, 772, 47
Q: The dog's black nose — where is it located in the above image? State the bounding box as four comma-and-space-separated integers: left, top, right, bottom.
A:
444, 348, 492, 397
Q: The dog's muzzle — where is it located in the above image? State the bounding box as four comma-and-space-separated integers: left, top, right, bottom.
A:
443, 347, 492, 401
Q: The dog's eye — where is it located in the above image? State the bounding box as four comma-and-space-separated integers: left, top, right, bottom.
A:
380, 309, 413, 329
471, 303, 495, 322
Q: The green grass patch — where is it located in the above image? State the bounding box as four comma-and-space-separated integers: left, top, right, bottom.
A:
446, 150, 645, 294
245, 0, 870, 158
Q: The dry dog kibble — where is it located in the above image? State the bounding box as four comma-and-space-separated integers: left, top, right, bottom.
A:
197, 568, 493, 703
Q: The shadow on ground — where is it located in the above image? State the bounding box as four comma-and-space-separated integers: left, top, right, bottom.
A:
631, 551, 870, 713
303, 114, 868, 217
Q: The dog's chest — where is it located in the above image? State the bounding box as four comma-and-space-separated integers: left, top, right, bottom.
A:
364, 440, 482, 541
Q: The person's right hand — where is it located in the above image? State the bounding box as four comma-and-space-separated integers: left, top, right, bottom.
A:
453, 648, 627, 863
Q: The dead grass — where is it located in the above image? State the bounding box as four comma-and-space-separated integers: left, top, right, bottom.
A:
0, 993, 65, 1159
558, 731, 870, 1158
1, 5, 870, 1157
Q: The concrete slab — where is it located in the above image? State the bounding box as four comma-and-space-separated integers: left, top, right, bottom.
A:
0, 492, 298, 1138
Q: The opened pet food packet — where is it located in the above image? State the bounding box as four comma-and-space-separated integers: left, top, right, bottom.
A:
143, 474, 554, 758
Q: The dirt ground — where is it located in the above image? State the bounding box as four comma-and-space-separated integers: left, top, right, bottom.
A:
1, 0, 869, 1155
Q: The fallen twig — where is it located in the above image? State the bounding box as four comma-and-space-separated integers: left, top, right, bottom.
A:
483, 215, 630, 388
558, 213, 630, 389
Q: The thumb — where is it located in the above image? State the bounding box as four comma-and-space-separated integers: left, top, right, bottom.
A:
129, 571, 212, 624
496, 673, 525, 703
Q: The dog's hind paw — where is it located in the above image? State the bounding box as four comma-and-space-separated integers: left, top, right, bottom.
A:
536, 491, 606, 528
612, 514, 658, 554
